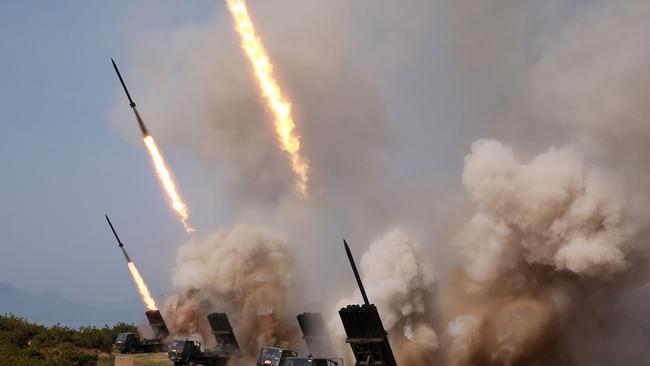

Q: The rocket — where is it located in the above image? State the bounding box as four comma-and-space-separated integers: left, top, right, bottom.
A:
105, 214, 132, 263
343, 239, 370, 305
111, 58, 149, 137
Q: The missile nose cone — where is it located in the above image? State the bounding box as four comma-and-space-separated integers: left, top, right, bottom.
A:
111, 57, 136, 107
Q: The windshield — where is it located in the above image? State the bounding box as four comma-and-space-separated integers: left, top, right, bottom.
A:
258, 348, 282, 366
115, 333, 129, 343
169, 341, 186, 350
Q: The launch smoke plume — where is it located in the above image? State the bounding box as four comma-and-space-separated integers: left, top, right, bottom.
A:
330, 230, 438, 364
163, 224, 298, 357
459, 139, 642, 282
443, 139, 648, 365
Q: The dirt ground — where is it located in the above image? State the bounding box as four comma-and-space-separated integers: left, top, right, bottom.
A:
99, 353, 171, 366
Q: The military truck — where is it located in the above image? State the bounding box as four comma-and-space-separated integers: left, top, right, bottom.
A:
168, 312, 240, 366
338, 240, 397, 366
114, 332, 166, 354
256, 312, 342, 366
114, 309, 169, 354
256, 346, 343, 366
168, 339, 232, 366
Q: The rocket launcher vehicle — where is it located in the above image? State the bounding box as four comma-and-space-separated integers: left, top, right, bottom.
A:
339, 240, 397, 366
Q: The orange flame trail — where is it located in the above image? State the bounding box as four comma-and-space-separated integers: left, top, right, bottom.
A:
143, 135, 194, 233
226, 0, 310, 196
127, 261, 157, 311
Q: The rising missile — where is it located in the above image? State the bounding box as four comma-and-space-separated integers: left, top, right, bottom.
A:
105, 214, 132, 263
111, 58, 149, 137
343, 239, 370, 305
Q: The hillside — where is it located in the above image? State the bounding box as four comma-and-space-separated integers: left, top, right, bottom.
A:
0, 314, 137, 366
0, 282, 141, 327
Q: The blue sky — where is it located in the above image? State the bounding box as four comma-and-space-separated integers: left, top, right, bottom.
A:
0, 1, 219, 312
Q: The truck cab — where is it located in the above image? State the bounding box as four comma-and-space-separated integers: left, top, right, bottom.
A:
257, 347, 299, 366
114, 333, 139, 353
257, 347, 342, 366
168, 340, 202, 365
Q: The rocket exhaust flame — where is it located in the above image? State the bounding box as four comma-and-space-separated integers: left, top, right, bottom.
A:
105, 214, 158, 311
111, 59, 194, 233
143, 135, 194, 233
226, 0, 310, 196
127, 261, 158, 311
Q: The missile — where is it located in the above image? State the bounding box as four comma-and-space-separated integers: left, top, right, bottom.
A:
105, 214, 132, 263
343, 239, 370, 305
111, 58, 150, 137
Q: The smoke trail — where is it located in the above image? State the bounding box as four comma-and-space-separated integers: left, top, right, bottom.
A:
226, 0, 310, 196
163, 224, 299, 357
329, 230, 438, 364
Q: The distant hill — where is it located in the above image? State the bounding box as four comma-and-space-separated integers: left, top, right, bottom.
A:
0, 281, 141, 327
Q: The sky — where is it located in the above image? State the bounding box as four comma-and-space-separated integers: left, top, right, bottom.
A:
0, 1, 219, 312
0, 0, 466, 313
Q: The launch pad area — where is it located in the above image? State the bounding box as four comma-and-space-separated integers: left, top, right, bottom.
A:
99, 352, 171, 366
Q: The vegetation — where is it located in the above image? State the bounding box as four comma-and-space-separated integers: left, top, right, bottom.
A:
0, 314, 138, 366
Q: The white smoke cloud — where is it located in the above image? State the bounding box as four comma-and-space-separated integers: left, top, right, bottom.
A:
164, 224, 298, 356
458, 139, 642, 283
447, 315, 481, 366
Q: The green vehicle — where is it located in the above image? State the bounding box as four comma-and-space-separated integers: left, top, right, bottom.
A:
168, 340, 229, 366
113, 310, 170, 354
256, 347, 299, 366
114, 332, 166, 354
168, 313, 239, 366
256, 347, 342, 366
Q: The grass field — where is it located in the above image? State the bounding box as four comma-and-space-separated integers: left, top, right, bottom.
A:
98, 352, 172, 366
